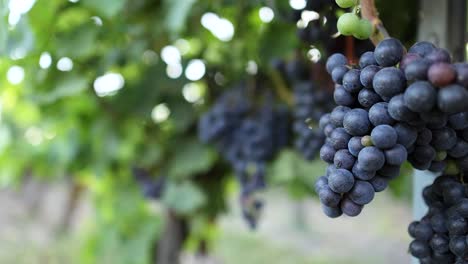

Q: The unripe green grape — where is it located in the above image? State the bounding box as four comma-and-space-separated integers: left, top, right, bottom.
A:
361, 135, 373, 147
335, 0, 359, 8
337, 13, 360, 36
353, 19, 373, 40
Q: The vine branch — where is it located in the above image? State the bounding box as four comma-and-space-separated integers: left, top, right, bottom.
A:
360, 0, 390, 45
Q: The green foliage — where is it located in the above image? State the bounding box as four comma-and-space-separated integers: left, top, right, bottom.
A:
270, 150, 327, 199
162, 181, 207, 215
81, 175, 163, 264
167, 139, 217, 179
0, 0, 418, 262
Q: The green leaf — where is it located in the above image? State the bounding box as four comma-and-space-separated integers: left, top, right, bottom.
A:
269, 150, 297, 183
269, 150, 327, 199
56, 24, 98, 58
162, 181, 206, 215
167, 139, 216, 179
163, 0, 197, 34
34, 74, 89, 104
81, 0, 126, 18
259, 22, 298, 64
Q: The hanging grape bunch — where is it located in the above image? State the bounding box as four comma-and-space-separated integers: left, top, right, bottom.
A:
408, 174, 468, 263
315, 36, 468, 218
198, 86, 290, 227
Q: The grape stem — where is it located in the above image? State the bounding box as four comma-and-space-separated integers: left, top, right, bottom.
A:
360, 0, 391, 45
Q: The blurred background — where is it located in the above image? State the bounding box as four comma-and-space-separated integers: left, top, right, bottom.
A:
0, 0, 465, 263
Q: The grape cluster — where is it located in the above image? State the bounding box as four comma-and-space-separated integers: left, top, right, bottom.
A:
132, 167, 165, 199
409, 175, 468, 263
335, 0, 373, 40
273, 55, 335, 160
315, 38, 468, 218
198, 87, 289, 227
293, 81, 332, 160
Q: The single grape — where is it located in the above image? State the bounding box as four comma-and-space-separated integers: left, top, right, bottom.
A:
335, 0, 358, 8
408, 41, 436, 57
349, 180, 375, 205
334, 85, 357, 106
370, 125, 398, 149
368, 102, 395, 126
353, 19, 373, 40
326, 53, 348, 74
318, 186, 342, 207
373, 67, 406, 99
405, 59, 430, 81
359, 51, 378, 68
369, 176, 388, 192
343, 69, 363, 93
348, 136, 364, 157
331, 65, 349, 84
337, 13, 360, 36
426, 48, 451, 63
373, 38, 405, 67
438, 84, 468, 114
384, 144, 407, 165
360, 65, 380, 89
343, 108, 371, 136
428, 62, 457, 87
403, 81, 437, 113
334, 149, 356, 170
357, 146, 385, 171
340, 197, 363, 217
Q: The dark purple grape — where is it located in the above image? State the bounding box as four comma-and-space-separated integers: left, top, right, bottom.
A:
369, 176, 388, 192
343, 69, 363, 93
409, 240, 431, 258
357, 146, 385, 171
403, 81, 437, 112
320, 143, 337, 164
454, 63, 468, 87
448, 112, 468, 130
333, 149, 356, 170
408, 41, 436, 57
368, 102, 394, 126
393, 122, 418, 148
352, 162, 376, 180
348, 136, 364, 157
371, 124, 397, 149
360, 65, 381, 88
426, 48, 451, 63
438, 84, 468, 114
334, 85, 356, 106
326, 53, 348, 74
373, 38, 405, 67
349, 180, 375, 205
340, 197, 363, 217
331, 65, 349, 84
330, 106, 351, 127
321, 205, 343, 218
318, 186, 341, 207
405, 59, 430, 81
343, 108, 371, 136
359, 51, 377, 68
358, 88, 382, 108
384, 144, 407, 165
373, 67, 406, 99
388, 94, 418, 122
